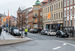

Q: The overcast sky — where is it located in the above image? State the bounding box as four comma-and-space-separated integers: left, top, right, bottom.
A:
0, 0, 43, 17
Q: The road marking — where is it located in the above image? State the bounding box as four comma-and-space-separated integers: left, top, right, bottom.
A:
56, 40, 75, 47
53, 46, 61, 50
67, 43, 75, 47
63, 43, 67, 46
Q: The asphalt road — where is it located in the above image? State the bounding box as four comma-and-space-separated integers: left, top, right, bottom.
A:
0, 33, 75, 51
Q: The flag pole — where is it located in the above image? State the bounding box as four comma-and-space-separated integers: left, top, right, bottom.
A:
8, 10, 10, 33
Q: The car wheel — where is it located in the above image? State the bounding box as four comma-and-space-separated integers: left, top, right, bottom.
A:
59, 35, 62, 38
56, 35, 58, 37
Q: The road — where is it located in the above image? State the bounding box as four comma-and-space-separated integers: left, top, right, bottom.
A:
0, 33, 75, 51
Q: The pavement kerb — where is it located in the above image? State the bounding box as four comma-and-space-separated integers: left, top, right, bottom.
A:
0, 38, 33, 46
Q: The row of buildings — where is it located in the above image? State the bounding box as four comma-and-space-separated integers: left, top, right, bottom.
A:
0, 13, 17, 27
17, 0, 75, 31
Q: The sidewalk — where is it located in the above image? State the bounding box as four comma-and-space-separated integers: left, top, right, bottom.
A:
65, 37, 75, 40
0, 31, 32, 46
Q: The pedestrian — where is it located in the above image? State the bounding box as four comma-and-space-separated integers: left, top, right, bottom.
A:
0, 26, 2, 36
25, 28, 28, 37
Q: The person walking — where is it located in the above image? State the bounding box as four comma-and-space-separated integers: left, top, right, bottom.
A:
0, 27, 2, 36
25, 28, 28, 37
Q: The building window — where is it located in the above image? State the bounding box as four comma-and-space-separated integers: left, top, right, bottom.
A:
46, 8, 47, 13
67, 10, 69, 16
74, 8, 75, 18
48, 7, 49, 12
64, 0, 66, 7
54, 4, 55, 10
64, 10, 66, 17
52, 5, 53, 11
54, 14, 55, 19
61, 12, 63, 18
59, 12, 60, 18
71, 20, 72, 26
56, 3, 58, 9
58, 13, 59, 19
70, 9, 72, 16
61, 1, 63, 8
74, 0, 75, 4
70, 0, 73, 5
59, 2, 60, 8
67, 20, 69, 26
67, 0, 69, 6
64, 21, 66, 26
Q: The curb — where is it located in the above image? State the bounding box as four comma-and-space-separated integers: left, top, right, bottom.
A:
0, 38, 33, 46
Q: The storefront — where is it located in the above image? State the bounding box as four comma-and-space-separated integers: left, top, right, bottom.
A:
46, 23, 63, 31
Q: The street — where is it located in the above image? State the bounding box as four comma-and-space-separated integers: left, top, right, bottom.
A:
0, 33, 75, 51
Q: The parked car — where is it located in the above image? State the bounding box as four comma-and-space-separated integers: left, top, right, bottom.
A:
29, 29, 34, 33
41, 30, 48, 35
56, 30, 69, 38
29, 29, 39, 33
10, 27, 21, 36
4, 28, 6, 31
32, 29, 38, 33
47, 30, 56, 36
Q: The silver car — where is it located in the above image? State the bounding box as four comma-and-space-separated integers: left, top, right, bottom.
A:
47, 30, 56, 36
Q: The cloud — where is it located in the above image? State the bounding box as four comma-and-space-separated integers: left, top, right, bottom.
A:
0, 0, 43, 17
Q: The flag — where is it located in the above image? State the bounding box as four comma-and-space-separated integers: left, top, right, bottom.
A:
3, 17, 6, 22
47, 11, 51, 19
35, 19, 37, 23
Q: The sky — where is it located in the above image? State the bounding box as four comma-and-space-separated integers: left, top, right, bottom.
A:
0, 0, 43, 17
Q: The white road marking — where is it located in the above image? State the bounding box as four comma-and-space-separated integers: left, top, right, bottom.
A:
56, 40, 75, 47
63, 43, 67, 46
67, 43, 75, 47
53, 46, 61, 50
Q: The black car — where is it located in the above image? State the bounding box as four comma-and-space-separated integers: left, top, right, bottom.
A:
56, 30, 69, 38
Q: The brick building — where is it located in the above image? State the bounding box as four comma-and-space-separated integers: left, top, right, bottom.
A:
28, 10, 33, 29
9, 16, 17, 27
64, 0, 75, 29
33, 0, 43, 29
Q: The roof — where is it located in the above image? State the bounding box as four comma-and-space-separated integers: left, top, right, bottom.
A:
42, 0, 48, 2
35, 0, 41, 5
